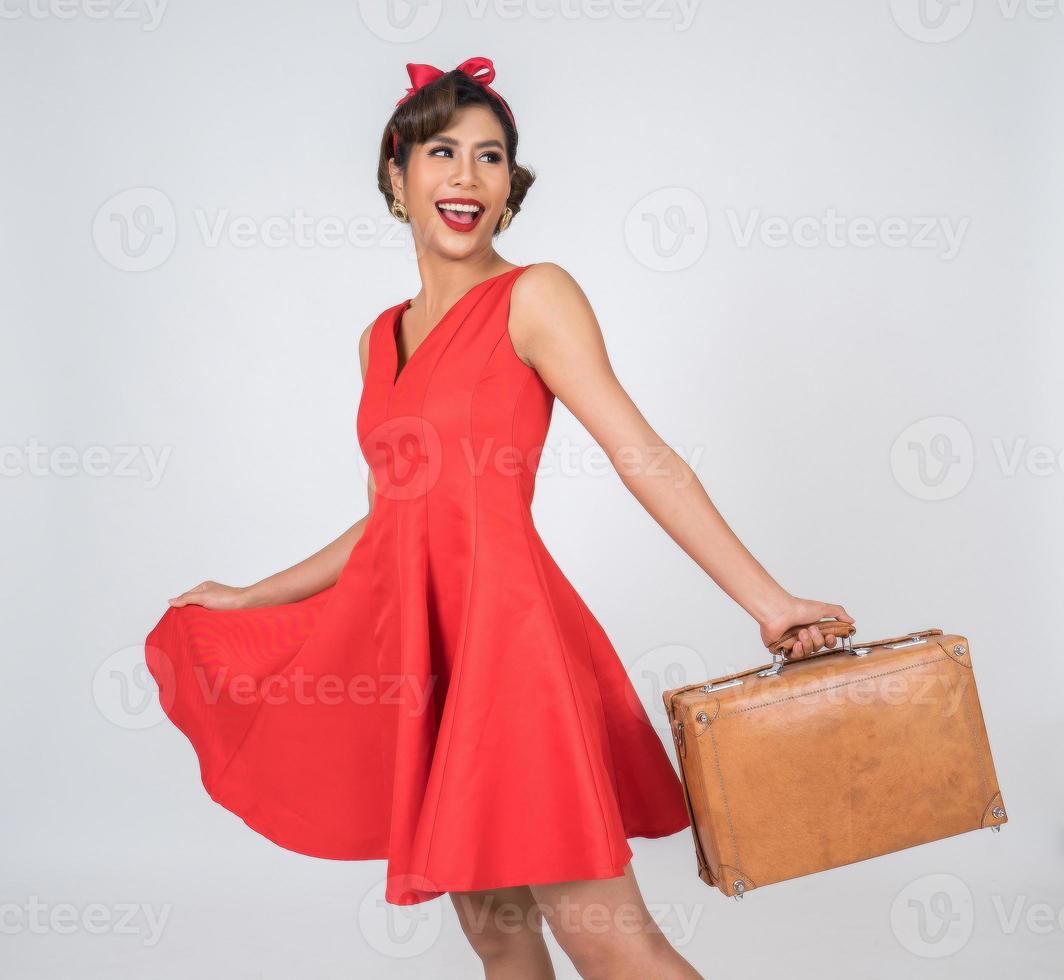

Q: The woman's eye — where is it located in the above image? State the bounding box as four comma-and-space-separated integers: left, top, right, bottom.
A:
428, 146, 502, 164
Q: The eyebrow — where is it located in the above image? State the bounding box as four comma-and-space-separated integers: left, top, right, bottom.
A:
427, 135, 505, 150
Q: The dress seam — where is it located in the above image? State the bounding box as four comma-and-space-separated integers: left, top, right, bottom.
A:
573, 601, 627, 824
420, 267, 536, 878
509, 368, 618, 870
418, 281, 512, 879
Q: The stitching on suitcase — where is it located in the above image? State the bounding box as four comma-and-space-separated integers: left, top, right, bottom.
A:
707, 723, 741, 871
677, 729, 713, 878
959, 678, 990, 804
717, 657, 950, 717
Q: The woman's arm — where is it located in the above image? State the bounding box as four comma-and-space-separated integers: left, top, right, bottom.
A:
168, 321, 378, 611
212, 511, 371, 609
508, 264, 853, 658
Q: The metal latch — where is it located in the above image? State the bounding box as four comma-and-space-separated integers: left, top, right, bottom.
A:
700, 678, 743, 694
878, 635, 930, 650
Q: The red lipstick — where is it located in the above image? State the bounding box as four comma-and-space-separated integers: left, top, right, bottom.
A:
434, 197, 485, 233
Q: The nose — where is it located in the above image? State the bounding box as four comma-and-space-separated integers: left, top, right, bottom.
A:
447, 149, 478, 188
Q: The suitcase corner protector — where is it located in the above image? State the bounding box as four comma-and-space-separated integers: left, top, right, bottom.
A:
981, 791, 1008, 829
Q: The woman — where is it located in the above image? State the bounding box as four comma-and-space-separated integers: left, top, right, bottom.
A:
147, 57, 853, 979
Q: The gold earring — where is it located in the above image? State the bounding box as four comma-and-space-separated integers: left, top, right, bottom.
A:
498, 207, 513, 232
391, 199, 409, 223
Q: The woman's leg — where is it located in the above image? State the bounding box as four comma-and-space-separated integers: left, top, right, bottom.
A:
529, 861, 703, 980
449, 883, 557, 979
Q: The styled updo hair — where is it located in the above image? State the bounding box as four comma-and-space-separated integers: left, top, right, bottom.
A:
377, 69, 536, 236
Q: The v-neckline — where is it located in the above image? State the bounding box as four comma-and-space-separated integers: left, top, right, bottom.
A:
390, 266, 524, 388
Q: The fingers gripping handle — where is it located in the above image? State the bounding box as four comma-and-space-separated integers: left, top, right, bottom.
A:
763, 619, 857, 661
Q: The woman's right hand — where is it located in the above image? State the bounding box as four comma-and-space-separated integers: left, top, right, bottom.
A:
759, 597, 855, 658
168, 580, 250, 610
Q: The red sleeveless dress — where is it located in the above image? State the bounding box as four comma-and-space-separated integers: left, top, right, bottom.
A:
145, 263, 690, 905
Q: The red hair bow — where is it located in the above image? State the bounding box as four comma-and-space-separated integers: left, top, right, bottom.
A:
390, 56, 515, 155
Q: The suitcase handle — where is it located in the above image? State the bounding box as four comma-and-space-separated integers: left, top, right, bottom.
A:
763, 618, 857, 660
672, 626, 945, 697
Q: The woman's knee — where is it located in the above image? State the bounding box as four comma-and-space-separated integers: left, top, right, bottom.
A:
450, 887, 547, 963
549, 917, 670, 978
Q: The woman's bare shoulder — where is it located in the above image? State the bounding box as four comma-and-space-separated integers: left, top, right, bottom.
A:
512, 263, 595, 329
511, 260, 592, 331
515, 261, 586, 306
510, 262, 598, 357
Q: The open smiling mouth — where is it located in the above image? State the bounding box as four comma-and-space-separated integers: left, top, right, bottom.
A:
435, 199, 485, 233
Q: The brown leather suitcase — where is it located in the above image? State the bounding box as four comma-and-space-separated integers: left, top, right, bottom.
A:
662, 621, 1008, 900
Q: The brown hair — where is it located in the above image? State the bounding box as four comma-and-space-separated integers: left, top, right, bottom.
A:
377, 69, 536, 236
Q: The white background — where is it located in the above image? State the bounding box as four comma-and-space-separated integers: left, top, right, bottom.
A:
2, 0, 1062, 976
